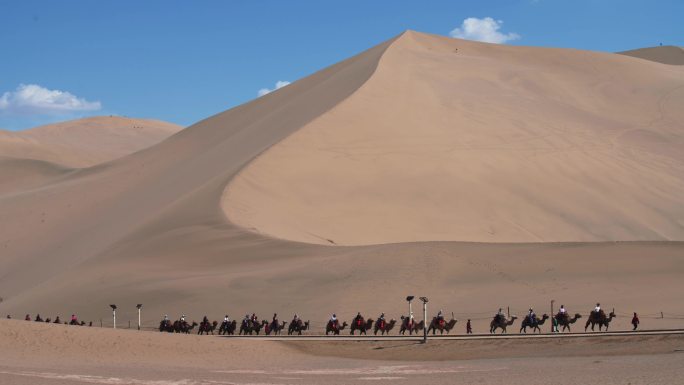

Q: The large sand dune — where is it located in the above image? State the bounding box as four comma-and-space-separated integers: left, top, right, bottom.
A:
0, 116, 182, 168
224, 32, 684, 245
0, 32, 682, 327
618, 45, 684, 65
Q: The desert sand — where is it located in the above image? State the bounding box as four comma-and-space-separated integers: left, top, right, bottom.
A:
0, 31, 682, 330
2, 319, 684, 385
0, 116, 182, 168
618, 45, 684, 65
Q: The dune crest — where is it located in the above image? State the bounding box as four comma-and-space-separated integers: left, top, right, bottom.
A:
223, 31, 684, 245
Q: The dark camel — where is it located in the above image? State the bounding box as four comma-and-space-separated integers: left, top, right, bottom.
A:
219, 320, 237, 335
556, 313, 582, 332
585, 310, 616, 332
350, 317, 374, 335
198, 320, 218, 335
519, 314, 549, 334
373, 318, 397, 335
326, 320, 348, 335
399, 317, 425, 335
288, 319, 310, 335
267, 321, 288, 335
427, 317, 458, 335
490, 315, 517, 334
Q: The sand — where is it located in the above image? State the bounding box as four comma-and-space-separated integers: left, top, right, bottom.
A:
224, 32, 684, 245
0, 116, 182, 168
618, 45, 684, 65
1, 319, 684, 385
0, 30, 682, 357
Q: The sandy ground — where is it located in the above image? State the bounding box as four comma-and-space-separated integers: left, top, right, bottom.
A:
618, 45, 684, 65
224, 31, 684, 245
2, 319, 684, 385
0, 116, 181, 168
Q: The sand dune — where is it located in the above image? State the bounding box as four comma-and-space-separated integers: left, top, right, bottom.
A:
0, 31, 682, 328
0, 116, 182, 168
224, 32, 684, 245
618, 45, 684, 65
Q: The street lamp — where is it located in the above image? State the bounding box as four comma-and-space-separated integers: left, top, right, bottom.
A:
419, 297, 429, 344
136, 304, 143, 330
109, 304, 117, 329
406, 296, 414, 320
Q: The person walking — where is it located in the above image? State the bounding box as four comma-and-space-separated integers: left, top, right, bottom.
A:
466, 319, 472, 334
631, 313, 640, 331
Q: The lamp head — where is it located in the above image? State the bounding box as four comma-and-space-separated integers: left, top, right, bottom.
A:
406, 295, 414, 302
136, 304, 143, 309
419, 297, 429, 303
110, 304, 117, 310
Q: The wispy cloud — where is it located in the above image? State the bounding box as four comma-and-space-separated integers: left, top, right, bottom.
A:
449, 17, 520, 44
257, 80, 291, 97
0, 84, 101, 115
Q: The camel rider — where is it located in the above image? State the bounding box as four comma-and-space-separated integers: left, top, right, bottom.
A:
330, 313, 338, 328
35, 314, 43, 322
378, 313, 386, 328
202, 315, 209, 324
558, 305, 567, 321
354, 312, 363, 327
71, 314, 78, 324
224, 315, 230, 323
243, 314, 250, 327
437, 309, 445, 326
594, 303, 601, 315
528, 308, 536, 323
251, 313, 258, 323
180, 314, 186, 323
496, 308, 506, 323
273, 313, 278, 323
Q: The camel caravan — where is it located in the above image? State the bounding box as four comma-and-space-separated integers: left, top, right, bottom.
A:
154, 303, 626, 336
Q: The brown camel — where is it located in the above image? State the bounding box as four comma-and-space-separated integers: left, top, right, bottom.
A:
266, 320, 288, 335
350, 317, 374, 335
288, 319, 310, 335
373, 318, 397, 335
326, 320, 348, 335
556, 313, 582, 332
219, 320, 237, 335
399, 317, 425, 335
198, 320, 218, 335
585, 310, 616, 332
427, 317, 458, 335
519, 314, 549, 334
490, 315, 517, 334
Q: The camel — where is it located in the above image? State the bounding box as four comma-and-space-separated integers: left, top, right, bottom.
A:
266, 320, 288, 335
373, 318, 396, 335
326, 320, 348, 335
219, 320, 237, 335
556, 313, 582, 332
198, 320, 218, 335
519, 314, 549, 334
489, 315, 517, 334
585, 310, 616, 332
288, 319, 310, 335
427, 316, 458, 335
173, 320, 198, 334
159, 320, 174, 332
350, 317, 374, 335
399, 316, 425, 335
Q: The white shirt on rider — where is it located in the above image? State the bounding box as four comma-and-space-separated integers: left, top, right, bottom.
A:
560, 308, 566, 314
595, 306, 601, 313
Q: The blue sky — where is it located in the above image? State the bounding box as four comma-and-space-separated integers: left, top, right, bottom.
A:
1, 0, 682, 130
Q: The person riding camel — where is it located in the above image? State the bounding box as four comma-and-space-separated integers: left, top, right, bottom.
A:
329, 313, 338, 330
528, 308, 536, 323
224, 315, 230, 323
71, 314, 78, 325
202, 315, 209, 326
54, 316, 61, 323
25, 314, 30, 321
180, 314, 186, 323
496, 308, 506, 323
35, 314, 43, 322
436, 310, 445, 326
378, 312, 386, 328
557, 305, 568, 322
353, 312, 364, 328
594, 303, 601, 315
251, 313, 258, 323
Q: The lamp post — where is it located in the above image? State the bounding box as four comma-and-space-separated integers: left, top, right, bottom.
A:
110, 304, 117, 329
419, 297, 429, 344
550, 300, 555, 333
136, 304, 142, 330
406, 295, 414, 320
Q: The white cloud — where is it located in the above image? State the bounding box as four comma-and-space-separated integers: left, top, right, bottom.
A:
257, 80, 291, 97
0, 84, 101, 115
449, 17, 520, 44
